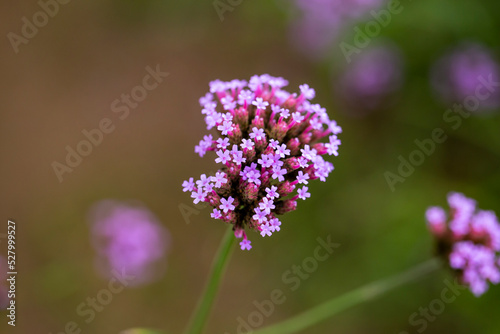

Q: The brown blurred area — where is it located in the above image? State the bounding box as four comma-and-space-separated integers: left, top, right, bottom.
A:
0, 1, 317, 333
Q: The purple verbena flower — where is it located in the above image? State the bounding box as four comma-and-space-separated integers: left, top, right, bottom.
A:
253, 207, 268, 224
220, 196, 236, 213
191, 188, 207, 204
217, 120, 233, 136
259, 197, 276, 215
182, 75, 342, 249
269, 139, 280, 149
182, 177, 195, 192
241, 138, 254, 150
260, 223, 273, 237
426, 192, 500, 296
217, 137, 230, 149
292, 112, 305, 124
325, 135, 341, 156
195, 134, 214, 157
252, 97, 269, 111
271, 165, 287, 182
297, 186, 311, 200
276, 144, 291, 158
196, 174, 211, 189
221, 96, 236, 110
238, 90, 254, 106
299, 84, 316, 100
300, 145, 317, 161
232, 150, 246, 165
280, 108, 290, 119
265, 186, 279, 199
249, 127, 266, 141
212, 172, 228, 188
296, 171, 309, 184
240, 238, 252, 250
215, 149, 232, 164
199, 93, 213, 106
258, 153, 274, 168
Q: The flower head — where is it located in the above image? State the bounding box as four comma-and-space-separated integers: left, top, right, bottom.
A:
182, 75, 342, 249
426, 192, 500, 296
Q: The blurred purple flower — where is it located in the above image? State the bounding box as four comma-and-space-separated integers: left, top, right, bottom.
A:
335, 42, 403, 115
290, 0, 384, 57
431, 43, 500, 111
426, 192, 500, 297
89, 200, 171, 286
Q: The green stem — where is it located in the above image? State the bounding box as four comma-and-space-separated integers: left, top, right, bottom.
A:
184, 227, 236, 334
253, 258, 441, 334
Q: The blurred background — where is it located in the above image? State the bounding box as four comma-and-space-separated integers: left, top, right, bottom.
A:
1, 0, 500, 333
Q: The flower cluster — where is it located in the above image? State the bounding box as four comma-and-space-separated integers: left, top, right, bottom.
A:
426, 192, 500, 296
89, 200, 171, 286
182, 74, 342, 250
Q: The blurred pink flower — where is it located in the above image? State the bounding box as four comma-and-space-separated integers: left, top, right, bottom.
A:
88, 200, 171, 286
431, 43, 500, 111
290, 0, 384, 57
335, 42, 403, 115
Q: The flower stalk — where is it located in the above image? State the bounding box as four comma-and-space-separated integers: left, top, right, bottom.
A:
184, 227, 236, 334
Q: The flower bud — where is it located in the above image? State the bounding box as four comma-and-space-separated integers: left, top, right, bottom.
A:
286, 138, 301, 155
270, 120, 288, 141
283, 157, 300, 171
275, 199, 297, 214
278, 181, 295, 197
242, 182, 259, 203
312, 143, 328, 155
